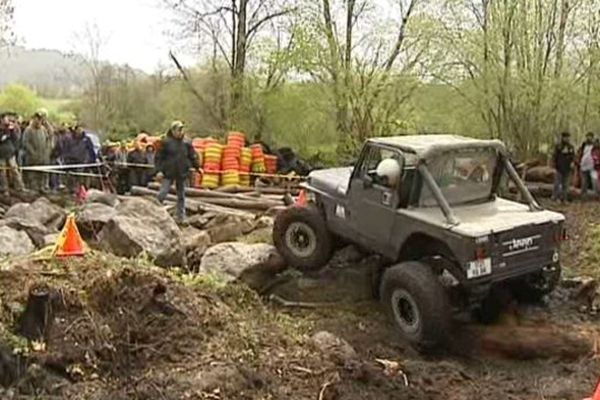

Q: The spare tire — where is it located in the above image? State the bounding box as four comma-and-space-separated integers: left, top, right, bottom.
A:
273, 206, 333, 272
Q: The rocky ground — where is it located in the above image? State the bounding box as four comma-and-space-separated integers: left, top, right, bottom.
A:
0, 193, 598, 399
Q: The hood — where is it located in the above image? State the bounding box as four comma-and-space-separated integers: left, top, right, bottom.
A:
308, 167, 354, 196
400, 198, 565, 237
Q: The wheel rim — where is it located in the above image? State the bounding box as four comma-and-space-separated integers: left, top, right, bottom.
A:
390, 289, 420, 335
285, 222, 317, 258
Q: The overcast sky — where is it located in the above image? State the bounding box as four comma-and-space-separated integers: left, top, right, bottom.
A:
13, 0, 179, 72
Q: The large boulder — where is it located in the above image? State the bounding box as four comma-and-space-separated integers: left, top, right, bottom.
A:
204, 214, 256, 244
181, 227, 212, 268
77, 203, 118, 238
4, 198, 66, 230
1, 217, 50, 248
86, 189, 120, 207
0, 226, 35, 256
98, 198, 184, 267
199, 242, 286, 290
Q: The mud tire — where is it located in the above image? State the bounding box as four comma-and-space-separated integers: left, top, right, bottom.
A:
273, 206, 334, 272
380, 261, 451, 352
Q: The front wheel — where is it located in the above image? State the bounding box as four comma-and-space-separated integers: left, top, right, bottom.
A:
380, 261, 451, 352
512, 264, 562, 303
273, 206, 334, 272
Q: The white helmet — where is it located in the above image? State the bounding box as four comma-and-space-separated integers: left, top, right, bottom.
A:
376, 158, 401, 186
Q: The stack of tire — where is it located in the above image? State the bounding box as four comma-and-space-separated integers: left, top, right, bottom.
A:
221, 144, 241, 187
202, 142, 223, 189
264, 154, 278, 175
191, 138, 207, 187
251, 144, 266, 177
240, 147, 252, 186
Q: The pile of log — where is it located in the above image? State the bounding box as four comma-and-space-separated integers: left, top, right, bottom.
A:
130, 183, 300, 214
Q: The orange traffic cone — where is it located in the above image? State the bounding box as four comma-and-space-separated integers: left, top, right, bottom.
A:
54, 214, 86, 257
585, 379, 600, 400
295, 189, 307, 207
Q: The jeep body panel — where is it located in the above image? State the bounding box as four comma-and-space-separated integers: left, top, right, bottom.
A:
399, 198, 564, 238
303, 134, 565, 290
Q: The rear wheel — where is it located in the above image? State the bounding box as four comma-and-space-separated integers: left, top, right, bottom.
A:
512, 264, 561, 303
380, 261, 451, 352
273, 206, 334, 272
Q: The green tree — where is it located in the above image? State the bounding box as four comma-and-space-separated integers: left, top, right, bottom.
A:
0, 0, 14, 47
0, 84, 41, 117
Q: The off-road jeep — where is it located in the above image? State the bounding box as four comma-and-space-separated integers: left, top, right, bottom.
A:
273, 135, 566, 351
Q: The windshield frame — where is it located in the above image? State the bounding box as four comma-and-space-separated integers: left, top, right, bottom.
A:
419, 147, 500, 208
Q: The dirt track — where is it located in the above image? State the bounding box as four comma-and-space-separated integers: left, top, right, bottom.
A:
0, 200, 599, 399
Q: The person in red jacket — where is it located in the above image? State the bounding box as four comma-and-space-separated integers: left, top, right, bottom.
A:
592, 138, 600, 194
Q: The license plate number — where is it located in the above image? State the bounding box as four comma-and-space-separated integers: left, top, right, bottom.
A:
467, 258, 492, 279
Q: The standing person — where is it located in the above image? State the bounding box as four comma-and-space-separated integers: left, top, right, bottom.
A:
578, 132, 597, 197
156, 121, 200, 223
62, 125, 95, 193
551, 131, 576, 203
22, 109, 53, 193
0, 113, 25, 195
127, 141, 148, 188
145, 144, 156, 185
49, 125, 70, 192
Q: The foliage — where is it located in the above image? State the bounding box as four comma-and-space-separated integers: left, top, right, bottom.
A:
0, 84, 41, 117
0, 0, 14, 48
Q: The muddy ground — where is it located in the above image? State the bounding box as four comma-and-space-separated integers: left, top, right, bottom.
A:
0, 200, 599, 399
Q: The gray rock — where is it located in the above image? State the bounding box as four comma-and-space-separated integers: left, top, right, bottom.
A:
98, 197, 184, 267
0, 226, 35, 257
199, 242, 286, 290
310, 331, 357, 363
182, 227, 212, 268
328, 245, 364, 268
77, 203, 118, 238
86, 189, 119, 207
1, 217, 51, 248
186, 213, 215, 230
43, 233, 60, 248
253, 216, 274, 230
4, 198, 66, 230
205, 214, 256, 244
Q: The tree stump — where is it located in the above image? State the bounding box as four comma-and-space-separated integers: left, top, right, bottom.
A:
19, 286, 54, 342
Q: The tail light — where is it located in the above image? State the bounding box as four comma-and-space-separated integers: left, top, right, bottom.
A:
475, 246, 487, 260
553, 228, 568, 244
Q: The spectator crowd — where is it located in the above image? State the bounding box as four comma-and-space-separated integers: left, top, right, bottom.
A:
0, 109, 157, 196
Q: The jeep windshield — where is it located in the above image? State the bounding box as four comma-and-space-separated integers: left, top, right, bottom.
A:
420, 148, 497, 207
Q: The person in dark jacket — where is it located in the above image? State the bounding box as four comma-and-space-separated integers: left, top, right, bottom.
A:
551, 131, 576, 202
156, 121, 200, 222
62, 125, 95, 193
127, 141, 148, 188
0, 113, 24, 194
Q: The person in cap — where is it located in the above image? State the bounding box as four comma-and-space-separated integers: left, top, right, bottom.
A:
0, 113, 25, 195
551, 131, 575, 202
155, 121, 200, 222
22, 109, 53, 193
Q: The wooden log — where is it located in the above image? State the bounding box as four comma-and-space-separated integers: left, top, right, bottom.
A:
216, 184, 300, 196
148, 182, 283, 202
129, 187, 257, 216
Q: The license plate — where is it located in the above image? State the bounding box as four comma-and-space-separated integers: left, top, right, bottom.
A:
467, 258, 492, 279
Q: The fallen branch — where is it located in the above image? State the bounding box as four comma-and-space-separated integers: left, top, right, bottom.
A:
216, 185, 299, 195
318, 372, 340, 400
268, 294, 336, 309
